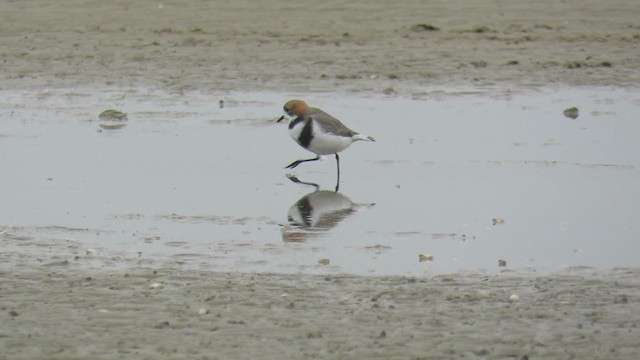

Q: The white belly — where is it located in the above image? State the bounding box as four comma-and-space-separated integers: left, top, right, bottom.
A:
288, 120, 354, 155
308, 130, 353, 155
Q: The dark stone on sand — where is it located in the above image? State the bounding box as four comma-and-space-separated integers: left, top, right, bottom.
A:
98, 109, 128, 121
472, 26, 493, 33
471, 60, 488, 68
563, 107, 579, 119
411, 23, 440, 32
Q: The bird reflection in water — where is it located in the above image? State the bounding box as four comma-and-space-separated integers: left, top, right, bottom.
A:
281, 174, 375, 242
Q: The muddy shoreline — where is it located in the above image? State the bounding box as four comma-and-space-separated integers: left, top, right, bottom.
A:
2, 0, 640, 358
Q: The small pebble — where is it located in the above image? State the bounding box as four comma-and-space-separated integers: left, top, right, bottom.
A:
419, 253, 434, 262
509, 294, 520, 302
492, 218, 505, 225
498, 259, 507, 267
198, 308, 210, 315
98, 109, 128, 121
563, 107, 579, 119
148, 282, 164, 290
86, 248, 97, 256
318, 258, 330, 266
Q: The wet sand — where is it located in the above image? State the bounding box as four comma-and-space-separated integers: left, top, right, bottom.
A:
2, 268, 639, 359
2, 0, 640, 358
1, 0, 639, 94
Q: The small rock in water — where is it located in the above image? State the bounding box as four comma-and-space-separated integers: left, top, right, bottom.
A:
563, 107, 579, 119
419, 253, 434, 262
318, 258, 330, 266
281, 225, 307, 242
98, 109, 128, 121
219, 99, 224, 108
498, 259, 507, 267
492, 218, 505, 225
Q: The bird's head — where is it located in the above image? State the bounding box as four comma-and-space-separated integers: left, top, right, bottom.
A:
277, 99, 308, 123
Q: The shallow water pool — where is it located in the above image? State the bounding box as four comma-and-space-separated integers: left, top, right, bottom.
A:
1, 87, 639, 275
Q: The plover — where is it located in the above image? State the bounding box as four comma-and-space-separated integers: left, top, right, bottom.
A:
276, 100, 375, 191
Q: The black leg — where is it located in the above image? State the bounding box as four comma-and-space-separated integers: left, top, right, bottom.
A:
334, 153, 340, 192
285, 155, 320, 169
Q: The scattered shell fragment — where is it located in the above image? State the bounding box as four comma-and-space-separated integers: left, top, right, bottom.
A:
281, 225, 307, 242
563, 107, 579, 119
148, 282, 164, 290
419, 253, 434, 262
86, 248, 98, 256
318, 258, 330, 266
492, 218, 505, 225
498, 259, 507, 267
509, 294, 520, 302
98, 109, 128, 121
197, 308, 210, 315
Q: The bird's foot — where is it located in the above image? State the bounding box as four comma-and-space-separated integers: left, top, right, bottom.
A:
286, 174, 301, 183
285, 160, 301, 169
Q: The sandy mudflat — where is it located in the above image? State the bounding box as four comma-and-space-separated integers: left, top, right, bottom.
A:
2, 0, 640, 359
1, 0, 639, 94
2, 268, 639, 359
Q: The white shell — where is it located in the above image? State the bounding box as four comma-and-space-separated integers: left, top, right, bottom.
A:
419, 253, 434, 262
509, 294, 520, 302
86, 248, 98, 256
197, 308, 209, 315
148, 282, 164, 290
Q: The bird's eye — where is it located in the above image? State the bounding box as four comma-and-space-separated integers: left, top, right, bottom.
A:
286, 110, 294, 116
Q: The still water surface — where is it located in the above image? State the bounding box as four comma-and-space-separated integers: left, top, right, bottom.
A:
1, 88, 638, 274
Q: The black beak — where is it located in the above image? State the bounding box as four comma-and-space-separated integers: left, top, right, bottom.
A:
277, 115, 285, 123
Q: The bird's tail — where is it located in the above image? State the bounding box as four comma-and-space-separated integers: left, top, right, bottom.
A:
353, 134, 376, 142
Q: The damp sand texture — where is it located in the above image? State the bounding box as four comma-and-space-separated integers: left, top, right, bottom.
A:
1, 0, 639, 93
1, 269, 640, 359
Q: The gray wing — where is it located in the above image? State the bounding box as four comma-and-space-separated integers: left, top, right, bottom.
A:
307, 107, 357, 137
